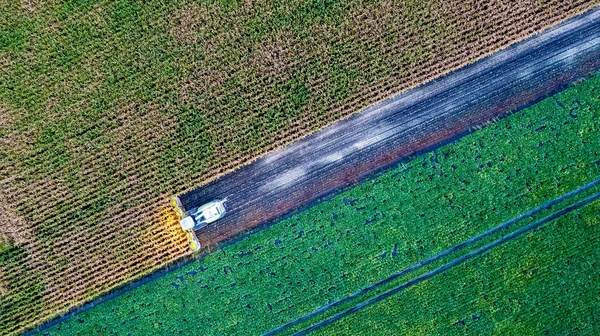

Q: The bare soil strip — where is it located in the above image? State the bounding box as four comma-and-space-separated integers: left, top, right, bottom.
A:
180, 7, 600, 249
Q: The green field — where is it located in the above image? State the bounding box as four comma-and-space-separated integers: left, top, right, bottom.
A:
319, 203, 600, 335
36, 72, 600, 335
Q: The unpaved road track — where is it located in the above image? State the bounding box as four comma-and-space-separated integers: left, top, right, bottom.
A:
180, 7, 600, 248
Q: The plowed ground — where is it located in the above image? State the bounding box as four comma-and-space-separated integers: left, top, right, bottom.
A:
0, 0, 597, 334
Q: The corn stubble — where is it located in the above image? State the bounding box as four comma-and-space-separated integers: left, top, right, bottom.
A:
0, 0, 596, 334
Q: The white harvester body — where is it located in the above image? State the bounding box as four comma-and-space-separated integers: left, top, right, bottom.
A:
170, 196, 227, 252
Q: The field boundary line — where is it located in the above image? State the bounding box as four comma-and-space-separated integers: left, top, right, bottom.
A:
292, 190, 600, 335
264, 177, 600, 335
291, 190, 600, 335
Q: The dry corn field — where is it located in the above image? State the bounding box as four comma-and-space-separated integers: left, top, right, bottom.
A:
0, 0, 597, 334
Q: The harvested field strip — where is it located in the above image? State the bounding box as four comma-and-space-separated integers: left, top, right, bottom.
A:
36, 70, 600, 335
266, 178, 600, 335
292, 191, 600, 335
187, 15, 600, 248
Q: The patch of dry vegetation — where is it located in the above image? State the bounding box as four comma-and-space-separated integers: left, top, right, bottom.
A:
0, 195, 31, 246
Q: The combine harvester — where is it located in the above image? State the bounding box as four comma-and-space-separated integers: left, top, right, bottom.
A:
170, 197, 227, 251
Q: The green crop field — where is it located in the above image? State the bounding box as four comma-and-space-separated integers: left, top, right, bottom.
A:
3, 0, 595, 334
317, 204, 600, 335
35, 72, 600, 335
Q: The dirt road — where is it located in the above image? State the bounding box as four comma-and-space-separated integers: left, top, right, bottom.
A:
179, 7, 600, 248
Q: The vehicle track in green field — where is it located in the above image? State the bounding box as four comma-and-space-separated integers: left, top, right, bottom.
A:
289, 190, 600, 335
265, 178, 600, 335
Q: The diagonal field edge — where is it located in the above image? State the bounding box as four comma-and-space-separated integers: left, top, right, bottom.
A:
292, 190, 600, 336
180, 6, 600, 248
263, 177, 600, 336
